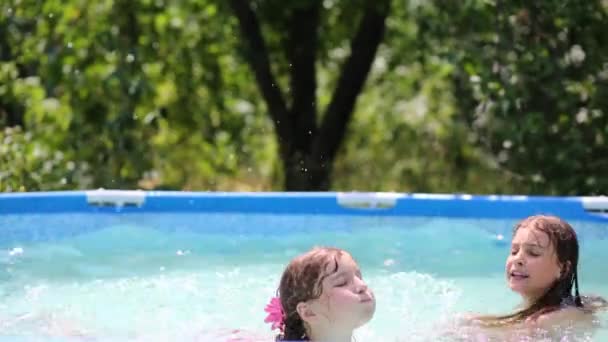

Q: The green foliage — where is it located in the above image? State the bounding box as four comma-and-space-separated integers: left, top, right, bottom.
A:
1, 0, 276, 191
334, 42, 525, 193
0, 126, 91, 191
413, 0, 608, 194
2, 0, 607, 194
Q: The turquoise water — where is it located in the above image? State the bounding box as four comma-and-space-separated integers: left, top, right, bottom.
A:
0, 213, 607, 341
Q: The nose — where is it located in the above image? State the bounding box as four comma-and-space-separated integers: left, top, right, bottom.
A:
513, 250, 525, 266
355, 278, 368, 293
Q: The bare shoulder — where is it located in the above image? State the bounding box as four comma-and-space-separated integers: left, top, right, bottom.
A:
534, 307, 593, 328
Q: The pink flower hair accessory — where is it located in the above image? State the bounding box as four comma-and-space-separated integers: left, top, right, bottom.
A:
264, 296, 285, 332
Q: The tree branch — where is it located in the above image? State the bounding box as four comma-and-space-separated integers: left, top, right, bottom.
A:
228, 0, 291, 145
286, 2, 321, 152
314, 0, 391, 162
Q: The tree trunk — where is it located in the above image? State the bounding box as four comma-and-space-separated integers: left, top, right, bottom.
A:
229, 0, 390, 191
282, 152, 331, 191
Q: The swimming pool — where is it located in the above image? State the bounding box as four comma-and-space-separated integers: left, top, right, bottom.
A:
1, 191, 607, 341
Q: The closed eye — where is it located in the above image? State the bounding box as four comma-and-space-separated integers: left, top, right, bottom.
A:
333, 276, 348, 287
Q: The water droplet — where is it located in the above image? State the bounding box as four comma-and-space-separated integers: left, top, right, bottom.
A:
8, 247, 24, 256
308, 130, 312, 135
493, 234, 507, 247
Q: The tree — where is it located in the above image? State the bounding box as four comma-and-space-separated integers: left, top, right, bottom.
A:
4, 0, 607, 195
227, 0, 391, 190
414, 0, 608, 195
0, 0, 272, 191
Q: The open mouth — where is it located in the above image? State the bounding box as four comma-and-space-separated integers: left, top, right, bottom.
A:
510, 271, 529, 279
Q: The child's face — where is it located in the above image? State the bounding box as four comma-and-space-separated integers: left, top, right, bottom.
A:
506, 226, 562, 302
308, 254, 376, 331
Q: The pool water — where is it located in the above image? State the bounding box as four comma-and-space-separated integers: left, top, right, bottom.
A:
0, 213, 607, 341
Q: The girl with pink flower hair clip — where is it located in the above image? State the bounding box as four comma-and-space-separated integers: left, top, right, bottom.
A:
263, 246, 376, 342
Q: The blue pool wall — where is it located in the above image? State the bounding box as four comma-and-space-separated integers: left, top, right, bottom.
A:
0, 191, 607, 223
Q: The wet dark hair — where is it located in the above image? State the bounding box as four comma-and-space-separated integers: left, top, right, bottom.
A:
480, 215, 587, 326
275, 247, 347, 341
